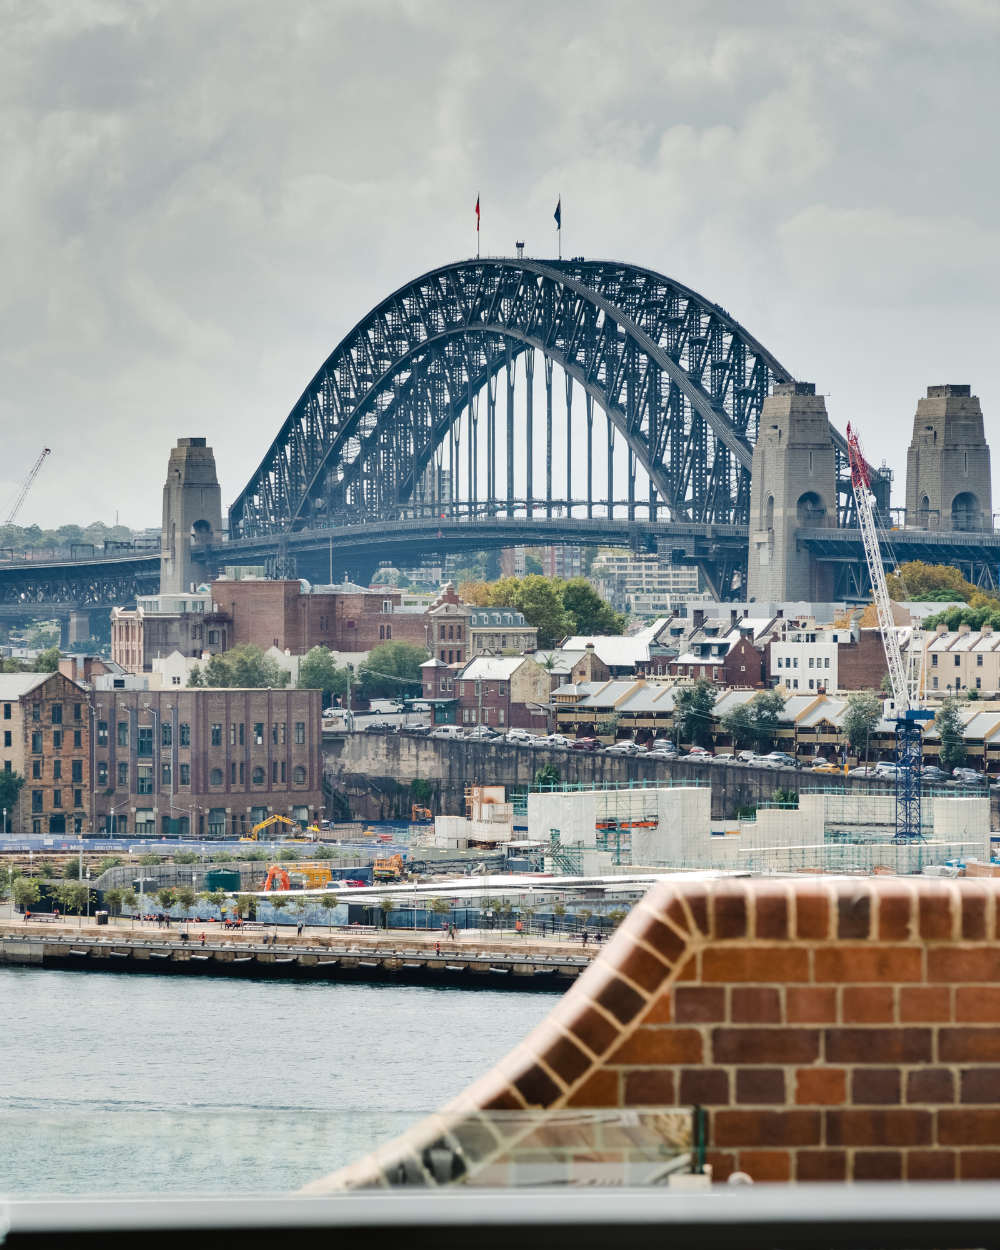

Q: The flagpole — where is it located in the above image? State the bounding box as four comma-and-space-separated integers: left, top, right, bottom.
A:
477, 192, 480, 259
558, 192, 562, 260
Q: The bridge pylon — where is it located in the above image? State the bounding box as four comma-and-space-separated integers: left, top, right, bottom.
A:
747, 382, 837, 603
161, 438, 223, 595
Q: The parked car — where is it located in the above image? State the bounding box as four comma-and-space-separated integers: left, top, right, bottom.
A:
737, 750, 757, 763
400, 724, 432, 736
874, 763, 898, 778
763, 751, 799, 768
646, 749, 678, 760
571, 738, 601, 751
847, 766, 879, 777
918, 766, 951, 782
651, 739, 676, 752
686, 746, 712, 756
810, 760, 841, 774
952, 767, 987, 785
466, 725, 500, 740
430, 726, 464, 739
365, 720, 395, 733
604, 743, 633, 756
506, 728, 537, 743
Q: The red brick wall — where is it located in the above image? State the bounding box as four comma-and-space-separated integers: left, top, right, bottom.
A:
326, 877, 1000, 1186
837, 630, 891, 691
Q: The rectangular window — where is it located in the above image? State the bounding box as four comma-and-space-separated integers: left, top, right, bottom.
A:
777, 657, 783, 669
498, 709, 505, 725
379, 625, 385, 639
295, 722, 305, 744
793, 658, 798, 669
932, 655, 938, 666
239, 762, 244, 784
53, 760, 61, 780
463, 708, 470, 724
933, 676, 939, 689
53, 789, 62, 807
499, 682, 506, 695
31, 731, 42, 753
272, 723, 278, 744
98, 760, 107, 786
74, 789, 82, 809
32, 790, 42, 812
2, 703, 8, 720
792, 680, 799, 689
230, 724, 237, 746
459, 683, 465, 696
162, 721, 172, 747
32, 704, 39, 721
32, 760, 41, 779
73, 703, 81, 721
162, 762, 171, 786
231, 762, 237, 784
3, 731, 9, 748
824, 658, 830, 669
180, 763, 190, 786
118, 761, 129, 786
955, 655, 961, 667
73, 729, 82, 749
254, 723, 264, 745
977, 677, 982, 689
456, 626, 462, 640
272, 761, 278, 783
239, 723, 244, 746
808, 658, 814, 669
51, 704, 62, 724
180, 723, 190, 747
280, 723, 286, 744
808, 679, 814, 690
138, 726, 153, 756
211, 724, 222, 746
53, 730, 61, 750
98, 721, 108, 747
118, 721, 128, 747
482, 709, 489, 725
280, 761, 286, 783
71, 760, 82, 783
978, 654, 984, 667
137, 767, 152, 795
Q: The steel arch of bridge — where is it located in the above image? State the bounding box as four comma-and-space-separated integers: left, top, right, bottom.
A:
228, 258, 814, 540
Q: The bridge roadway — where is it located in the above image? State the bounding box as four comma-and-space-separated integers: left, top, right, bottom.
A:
1, 518, 999, 620
1, 926, 592, 989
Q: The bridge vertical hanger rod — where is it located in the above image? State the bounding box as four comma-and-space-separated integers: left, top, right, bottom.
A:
472, 389, 478, 508
627, 354, 636, 521
545, 354, 553, 518
487, 370, 497, 503
525, 348, 534, 512
506, 342, 515, 515
586, 391, 594, 518
607, 414, 615, 520
565, 370, 573, 517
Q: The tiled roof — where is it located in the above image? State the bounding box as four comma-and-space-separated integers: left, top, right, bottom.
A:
0, 672, 54, 698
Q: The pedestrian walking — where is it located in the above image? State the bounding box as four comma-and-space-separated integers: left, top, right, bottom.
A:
200, 932, 206, 947
297, 921, 303, 936
582, 931, 588, 947
435, 941, 441, 955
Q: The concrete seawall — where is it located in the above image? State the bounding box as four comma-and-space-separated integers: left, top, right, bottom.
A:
324, 735, 899, 822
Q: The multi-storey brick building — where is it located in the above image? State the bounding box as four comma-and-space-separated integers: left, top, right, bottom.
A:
455, 655, 552, 730
111, 588, 231, 675
1, 671, 90, 835
91, 687, 324, 839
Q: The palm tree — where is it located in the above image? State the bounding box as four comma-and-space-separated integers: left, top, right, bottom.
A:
379, 896, 394, 930
552, 902, 567, 940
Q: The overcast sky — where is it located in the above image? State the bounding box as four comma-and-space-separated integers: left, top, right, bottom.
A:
1, 0, 997, 530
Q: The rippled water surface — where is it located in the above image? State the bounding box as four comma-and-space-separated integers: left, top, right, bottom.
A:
0, 967, 554, 1197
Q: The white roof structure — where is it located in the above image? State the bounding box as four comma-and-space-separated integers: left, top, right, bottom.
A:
0, 672, 54, 699
560, 619, 669, 669
460, 655, 531, 681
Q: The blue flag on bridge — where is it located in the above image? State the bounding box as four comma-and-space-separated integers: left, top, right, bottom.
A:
554, 196, 561, 229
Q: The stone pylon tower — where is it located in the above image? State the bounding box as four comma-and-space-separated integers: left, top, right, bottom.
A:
905, 385, 992, 531
747, 382, 836, 603
160, 438, 223, 595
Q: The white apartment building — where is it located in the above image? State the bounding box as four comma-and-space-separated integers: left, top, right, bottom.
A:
595, 549, 700, 616
927, 624, 1000, 694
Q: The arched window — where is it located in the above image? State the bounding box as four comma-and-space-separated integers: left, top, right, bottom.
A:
796, 491, 826, 526
252, 766, 265, 785
209, 768, 223, 786
952, 492, 981, 532
765, 494, 774, 531
292, 765, 306, 784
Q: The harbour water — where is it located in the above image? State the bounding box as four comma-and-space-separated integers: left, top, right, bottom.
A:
0, 966, 553, 1197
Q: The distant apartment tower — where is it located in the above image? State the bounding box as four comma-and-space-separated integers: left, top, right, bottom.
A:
596, 548, 700, 615
541, 545, 582, 579
499, 547, 526, 577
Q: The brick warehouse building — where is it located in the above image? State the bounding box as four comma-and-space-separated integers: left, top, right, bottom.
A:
1, 671, 91, 835
91, 688, 323, 839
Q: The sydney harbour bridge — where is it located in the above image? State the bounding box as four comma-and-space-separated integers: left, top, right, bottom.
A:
2, 256, 998, 634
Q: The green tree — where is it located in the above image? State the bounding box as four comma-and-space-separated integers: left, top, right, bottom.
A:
842, 690, 882, 758
935, 697, 967, 772
269, 895, 288, 931
533, 762, 560, 788
203, 644, 289, 689
277, 847, 300, 861
55, 881, 90, 925
211, 850, 234, 863
607, 906, 629, 927
411, 778, 432, 805
488, 575, 575, 647
771, 788, 799, 808
175, 886, 196, 913
0, 769, 25, 822
156, 888, 177, 913
62, 859, 80, 879
297, 646, 350, 703
173, 851, 198, 864
317, 893, 340, 931
98, 855, 124, 874
674, 678, 717, 748
103, 886, 123, 921
379, 896, 394, 929
120, 887, 138, 928
312, 844, 335, 860
560, 578, 626, 636
524, 553, 543, 575
358, 641, 427, 699
198, 888, 227, 912
552, 901, 567, 939
13, 878, 40, 909
138, 853, 162, 866
186, 665, 205, 687
33, 646, 61, 673
720, 689, 786, 753
885, 561, 977, 604
233, 894, 255, 921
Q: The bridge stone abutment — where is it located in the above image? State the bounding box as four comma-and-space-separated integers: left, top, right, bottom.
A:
747, 382, 836, 604
906, 384, 992, 532
161, 438, 223, 595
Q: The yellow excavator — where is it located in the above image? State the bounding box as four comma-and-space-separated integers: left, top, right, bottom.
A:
241, 814, 296, 842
